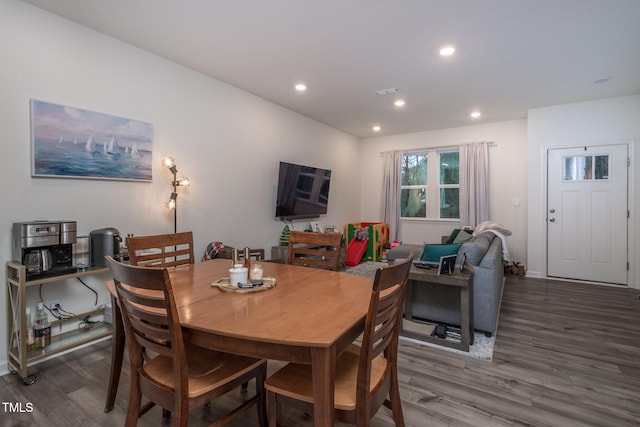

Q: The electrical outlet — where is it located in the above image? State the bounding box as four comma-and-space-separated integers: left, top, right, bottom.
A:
48, 299, 62, 309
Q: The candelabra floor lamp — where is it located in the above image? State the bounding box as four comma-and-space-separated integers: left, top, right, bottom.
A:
162, 157, 190, 234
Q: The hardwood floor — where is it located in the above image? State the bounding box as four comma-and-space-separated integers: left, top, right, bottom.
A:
2, 276, 639, 426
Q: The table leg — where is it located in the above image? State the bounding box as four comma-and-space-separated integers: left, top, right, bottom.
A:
460, 285, 471, 351
310, 346, 336, 427
104, 295, 125, 412
468, 280, 474, 345
403, 279, 414, 321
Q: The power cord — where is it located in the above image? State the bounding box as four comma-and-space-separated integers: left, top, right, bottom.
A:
53, 303, 76, 319
76, 277, 99, 306
78, 315, 102, 331
38, 285, 76, 319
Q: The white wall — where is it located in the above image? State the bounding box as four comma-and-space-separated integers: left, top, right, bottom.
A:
0, 1, 361, 373
527, 95, 640, 288
359, 120, 528, 265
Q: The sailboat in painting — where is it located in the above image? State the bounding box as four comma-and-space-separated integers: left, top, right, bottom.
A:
130, 143, 141, 158
106, 136, 121, 154
85, 136, 97, 152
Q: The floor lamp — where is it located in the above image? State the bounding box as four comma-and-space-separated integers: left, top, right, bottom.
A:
162, 157, 190, 233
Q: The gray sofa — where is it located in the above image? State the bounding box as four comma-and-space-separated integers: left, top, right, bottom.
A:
386, 231, 504, 336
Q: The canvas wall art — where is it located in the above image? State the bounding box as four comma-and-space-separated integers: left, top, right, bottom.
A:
30, 99, 153, 181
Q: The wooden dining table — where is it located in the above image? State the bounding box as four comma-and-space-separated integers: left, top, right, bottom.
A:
105, 258, 375, 427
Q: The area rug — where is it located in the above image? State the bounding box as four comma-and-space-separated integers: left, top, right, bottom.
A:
399, 331, 495, 361
343, 261, 496, 361
343, 261, 389, 278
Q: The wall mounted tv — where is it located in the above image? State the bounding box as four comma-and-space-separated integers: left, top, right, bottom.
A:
275, 161, 332, 220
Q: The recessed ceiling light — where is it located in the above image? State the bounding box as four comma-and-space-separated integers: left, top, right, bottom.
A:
372, 126, 381, 132
295, 83, 307, 92
470, 111, 481, 118
394, 100, 406, 107
439, 46, 456, 56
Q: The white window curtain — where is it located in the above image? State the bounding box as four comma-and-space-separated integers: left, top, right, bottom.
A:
459, 142, 489, 227
380, 150, 402, 242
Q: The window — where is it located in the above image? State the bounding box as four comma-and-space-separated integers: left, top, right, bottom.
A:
563, 155, 609, 181
401, 150, 459, 219
439, 151, 459, 218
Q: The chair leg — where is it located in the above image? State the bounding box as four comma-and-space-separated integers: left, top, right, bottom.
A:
125, 382, 142, 427
388, 368, 405, 427
256, 363, 268, 427
267, 391, 277, 427
104, 296, 125, 413
172, 399, 189, 427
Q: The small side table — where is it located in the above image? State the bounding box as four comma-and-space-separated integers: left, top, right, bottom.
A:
402, 264, 474, 352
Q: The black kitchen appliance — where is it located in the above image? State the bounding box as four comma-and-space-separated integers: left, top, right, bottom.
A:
12, 221, 77, 279
90, 227, 121, 268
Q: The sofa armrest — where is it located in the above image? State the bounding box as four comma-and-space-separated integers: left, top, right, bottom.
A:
387, 244, 422, 261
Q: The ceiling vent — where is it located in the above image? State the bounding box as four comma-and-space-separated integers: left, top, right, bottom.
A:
375, 87, 398, 96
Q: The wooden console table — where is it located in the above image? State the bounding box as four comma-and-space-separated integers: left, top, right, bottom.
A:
401, 264, 474, 352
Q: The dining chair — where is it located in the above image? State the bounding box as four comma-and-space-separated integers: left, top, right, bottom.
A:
287, 230, 342, 271
126, 231, 195, 267
218, 247, 266, 261
105, 231, 195, 413
264, 252, 413, 427
106, 256, 268, 427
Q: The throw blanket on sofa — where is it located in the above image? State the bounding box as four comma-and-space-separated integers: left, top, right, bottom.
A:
484, 230, 510, 263
473, 221, 511, 263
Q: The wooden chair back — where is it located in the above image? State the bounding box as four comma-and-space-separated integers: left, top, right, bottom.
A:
104, 231, 194, 413
263, 253, 414, 426
355, 253, 413, 424
127, 231, 194, 268
287, 230, 342, 271
106, 255, 268, 426
106, 256, 187, 417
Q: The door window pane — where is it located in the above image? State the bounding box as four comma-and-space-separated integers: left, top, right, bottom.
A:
563, 156, 592, 181
594, 155, 609, 179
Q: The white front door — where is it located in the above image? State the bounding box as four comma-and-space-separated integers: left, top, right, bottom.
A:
547, 144, 628, 285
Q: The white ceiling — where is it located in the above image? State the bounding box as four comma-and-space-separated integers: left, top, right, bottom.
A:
23, 0, 640, 138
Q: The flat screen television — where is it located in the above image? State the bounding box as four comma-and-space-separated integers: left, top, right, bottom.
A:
275, 161, 332, 220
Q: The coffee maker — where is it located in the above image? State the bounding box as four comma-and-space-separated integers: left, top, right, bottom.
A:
13, 221, 77, 279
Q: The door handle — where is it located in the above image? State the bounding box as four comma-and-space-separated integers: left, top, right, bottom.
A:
549, 209, 555, 213
549, 218, 555, 222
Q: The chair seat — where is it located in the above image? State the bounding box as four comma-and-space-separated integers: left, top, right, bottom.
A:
143, 344, 266, 398
264, 344, 388, 411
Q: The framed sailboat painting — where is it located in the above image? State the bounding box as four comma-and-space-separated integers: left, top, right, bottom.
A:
30, 99, 153, 182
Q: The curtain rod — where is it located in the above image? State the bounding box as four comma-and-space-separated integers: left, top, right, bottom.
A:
380, 141, 497, 156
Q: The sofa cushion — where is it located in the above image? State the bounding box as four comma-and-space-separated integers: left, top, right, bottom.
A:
453, 229, 473, 243
444, 228, 473, 244
420, 243, 462, 263
458, 232, 492, 266
444, 229, 461, 244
